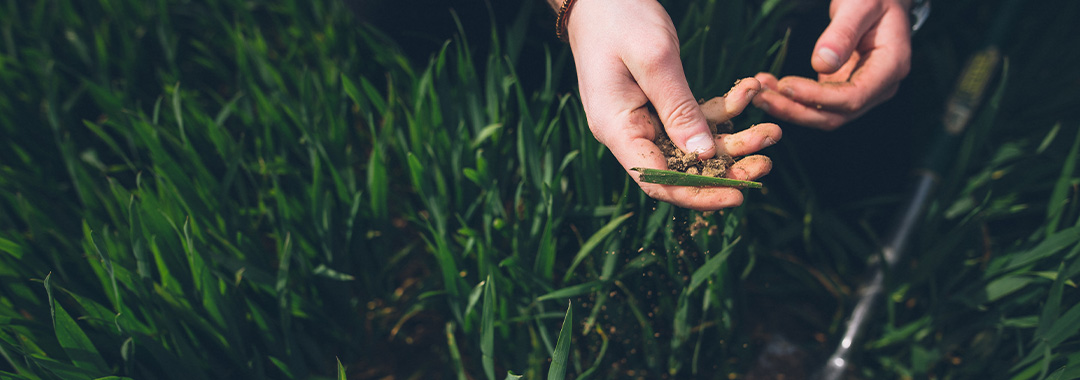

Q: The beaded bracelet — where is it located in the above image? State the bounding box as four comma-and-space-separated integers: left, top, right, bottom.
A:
555, 0, 579, 42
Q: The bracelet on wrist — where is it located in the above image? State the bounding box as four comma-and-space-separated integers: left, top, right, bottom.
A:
555, 0, 579, 42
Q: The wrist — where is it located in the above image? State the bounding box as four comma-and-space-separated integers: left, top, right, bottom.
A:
555, 0, 579, 42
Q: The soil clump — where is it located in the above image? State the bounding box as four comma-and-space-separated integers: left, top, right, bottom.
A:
653, 99, 736, 178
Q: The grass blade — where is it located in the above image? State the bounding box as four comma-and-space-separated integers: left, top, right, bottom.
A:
548, 302, 572, 380
688, 237, 740, 294
481, 275, 495, 380
44, 273, 109, 373
536, 281, 605, 302
446, 323, 467, 380
1047, 126, 1079, 234
767, 28, 791, 76
563, 212, 634, 282
631, 168, 762, 188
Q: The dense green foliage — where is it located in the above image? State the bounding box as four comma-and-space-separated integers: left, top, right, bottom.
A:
1, 0, 1078, 379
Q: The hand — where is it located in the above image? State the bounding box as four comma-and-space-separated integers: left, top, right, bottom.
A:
752, 0, 913, 130
565, 0, 779, 210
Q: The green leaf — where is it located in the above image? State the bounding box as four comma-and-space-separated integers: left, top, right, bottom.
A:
359, 76, 388, 115
536, 281, 606, 302
0, 370, 34, 380
268, 356, 293, 378
407, 152, 426, 196
548, 302, 572, 380
28, 354, 101, 380
171, 82, 186, 146
45, 273, 109, 373
994, 225, 1080, 276
688, 237, 740, 294
631, 168, 762, 188
505, 371, 524, 380
767, 28, 791, 75
1043, 301, 1080, 347
1046, 362, 1080, 380
465, 281, 486, 322
535, 195, 557, 279
336, 357, 347, 380
312, 264, 355, 281
1047, 126, 1080, 234
367, 137, 388, 220
481, 276, 495, 380
1037, 263, 1068, 339
981, 276, 1033, 303
0, 237, 23, 259
472, 123, 503, 148
668, 291, 691, 372
447, 323, 467, 380
563, 212, 634, 282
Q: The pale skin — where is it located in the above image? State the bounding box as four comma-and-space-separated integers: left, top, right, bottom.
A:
753, 0, 913, 130
549, 0, 911, 209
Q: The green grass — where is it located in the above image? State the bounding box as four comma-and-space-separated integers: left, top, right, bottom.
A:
1, 0, 1079, 379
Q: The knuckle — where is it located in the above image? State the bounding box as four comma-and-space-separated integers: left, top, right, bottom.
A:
839, 100, 863, 115
820, 117, 845, 131
636, 39, 680, 73
830, 24, 862, 47
660, 98, 703, 132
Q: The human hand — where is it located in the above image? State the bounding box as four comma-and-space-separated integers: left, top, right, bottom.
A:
752, 0, 913, 130
564, 0, 779, 210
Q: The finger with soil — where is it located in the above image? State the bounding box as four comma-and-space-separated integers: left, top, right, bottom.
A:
714, 123, 782, 157
727, 155, 773, 182
701, 77, 763, 124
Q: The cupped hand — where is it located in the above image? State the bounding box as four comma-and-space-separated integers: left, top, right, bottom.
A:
753, 0, 912, 130
565, 0, 780, 210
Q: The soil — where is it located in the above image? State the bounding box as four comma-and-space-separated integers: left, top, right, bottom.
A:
654, 100, 735, 178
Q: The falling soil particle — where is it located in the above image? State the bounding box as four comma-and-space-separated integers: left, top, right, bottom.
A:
688, 211, 717, 237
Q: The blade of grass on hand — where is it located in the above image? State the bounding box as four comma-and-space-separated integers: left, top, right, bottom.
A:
631, 168, 762, 188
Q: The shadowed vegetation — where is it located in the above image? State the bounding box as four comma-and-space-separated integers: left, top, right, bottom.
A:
0, 0, 1078, 379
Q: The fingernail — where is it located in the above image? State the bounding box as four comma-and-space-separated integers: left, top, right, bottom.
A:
755, 99, 769, 112
764, 136, 777, 148
685, 133, 714, 154
817, 47, 840, 70
782, 86, 795, 97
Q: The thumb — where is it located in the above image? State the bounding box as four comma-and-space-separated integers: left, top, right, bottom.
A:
813, 1, 882, 73
631, 51, 715, 160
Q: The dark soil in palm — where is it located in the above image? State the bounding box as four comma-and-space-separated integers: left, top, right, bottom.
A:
655, 128, 734, 177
